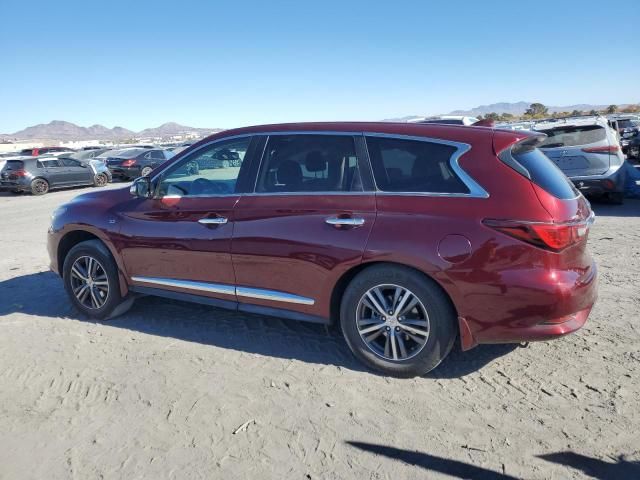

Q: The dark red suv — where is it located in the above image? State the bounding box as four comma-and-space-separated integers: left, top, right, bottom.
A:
48, 122, 597, 377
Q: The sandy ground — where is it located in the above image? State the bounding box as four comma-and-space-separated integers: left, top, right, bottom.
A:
0, 184, 638, 480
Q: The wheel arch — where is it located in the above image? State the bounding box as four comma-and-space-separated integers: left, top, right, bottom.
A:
57, 228, 129, 297
329, 261, 460, 328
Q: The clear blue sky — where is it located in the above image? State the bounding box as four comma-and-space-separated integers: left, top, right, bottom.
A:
1, 0, 638, 133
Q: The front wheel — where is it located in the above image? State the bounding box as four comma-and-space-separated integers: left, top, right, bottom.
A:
63, 240, 133, 320
340, 265, 457, 377
93, 173, 108, 187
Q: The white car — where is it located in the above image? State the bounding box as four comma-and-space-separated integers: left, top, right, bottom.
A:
409, 115, 480, 126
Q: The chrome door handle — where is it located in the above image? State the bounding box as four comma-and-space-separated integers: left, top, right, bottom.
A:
325, 216, 365, 227
198, 217, 228, 225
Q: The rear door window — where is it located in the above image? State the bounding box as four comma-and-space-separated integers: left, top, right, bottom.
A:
365, 136, 469, 193
538, 125, 607, 148
255, 134, 363, 193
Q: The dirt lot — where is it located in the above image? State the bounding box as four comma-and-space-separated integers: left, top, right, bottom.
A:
0, 185, 638, 480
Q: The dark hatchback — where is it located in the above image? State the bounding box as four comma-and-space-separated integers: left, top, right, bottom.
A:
107, 148, 174, 180
0, 157, 111, 195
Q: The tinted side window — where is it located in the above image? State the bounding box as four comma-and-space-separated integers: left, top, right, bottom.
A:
256, 135, 362, 193
149, 150, 165, 160
509, 146, 578, 200
158, 137, 251, 197
41, 159, 62, 168
365, 136, 469, 193
60, 158, 81, 167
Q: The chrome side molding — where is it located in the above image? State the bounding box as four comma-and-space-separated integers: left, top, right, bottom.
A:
131, 276, 315, 306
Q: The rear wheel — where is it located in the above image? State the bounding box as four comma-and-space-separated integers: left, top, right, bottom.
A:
63, 240, 133, 320
93, 173, 108, 187
141, 166, 153, 176
31, 178, 49, 195
340, 265, 457, 377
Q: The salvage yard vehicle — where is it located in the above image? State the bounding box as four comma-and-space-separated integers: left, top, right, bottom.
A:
106, 148, 174, 180
19, 146, 76, 157
0, 156, 111, 195
48, 122, 597, 377
534, 117, 626, 204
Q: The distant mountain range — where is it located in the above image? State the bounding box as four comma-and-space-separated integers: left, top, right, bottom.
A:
0, 120, 222, 142
383, 101, 638, 122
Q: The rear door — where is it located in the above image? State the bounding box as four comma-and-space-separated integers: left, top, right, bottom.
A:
538, 125, 610, 176
231, 133, 376, 321
37, 158, 68, 185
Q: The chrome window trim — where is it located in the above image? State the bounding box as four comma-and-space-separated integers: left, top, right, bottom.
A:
130, 276, 315, 306
236, 286, 315, 305
150, 129, 488, 199
362, 132, 490, 199
131, 276, 236, 295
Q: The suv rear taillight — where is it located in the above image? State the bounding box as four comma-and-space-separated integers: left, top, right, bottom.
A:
582, 145, 619, 154
483, 214, 595, 252
121, 159, 137, 167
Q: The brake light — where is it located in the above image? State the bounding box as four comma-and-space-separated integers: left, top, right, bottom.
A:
121, 159, 137, 167
11, 169, 28, 177
483, 214, 594, 252
582, 145, 619, 154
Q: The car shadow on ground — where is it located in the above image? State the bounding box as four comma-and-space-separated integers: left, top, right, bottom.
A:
0, 271, 516, 378
590, 197, 640, 218
347, 442, 640, 479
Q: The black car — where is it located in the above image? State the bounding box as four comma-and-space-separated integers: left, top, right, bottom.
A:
628, 131, 640, 160
106, 148, 174, 180
0, 157, 111, 195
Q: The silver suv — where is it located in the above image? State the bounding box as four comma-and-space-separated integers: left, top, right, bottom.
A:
534, 117, 626, 204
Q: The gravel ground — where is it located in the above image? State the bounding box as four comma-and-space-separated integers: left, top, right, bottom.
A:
0, 184, 639, 480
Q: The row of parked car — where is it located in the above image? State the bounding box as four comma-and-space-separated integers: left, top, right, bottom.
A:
0, 145, 181, 195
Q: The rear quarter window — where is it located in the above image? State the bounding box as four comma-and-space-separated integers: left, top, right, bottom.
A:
365, 136, 469, 193
538, 125, 606, 148
503, 143, 578, 200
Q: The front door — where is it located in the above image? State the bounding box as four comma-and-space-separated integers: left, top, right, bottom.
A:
59, 157, 94, 184
117, 136, 256, 304
232, 133, 376, 321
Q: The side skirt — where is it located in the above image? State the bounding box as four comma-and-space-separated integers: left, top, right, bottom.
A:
128, 285, 329, 325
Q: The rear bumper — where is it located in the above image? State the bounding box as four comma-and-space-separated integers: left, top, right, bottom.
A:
108, 166, 140, 179
457, 261, 598, 350
569, 164, 626, 195
0, 179, 31, 191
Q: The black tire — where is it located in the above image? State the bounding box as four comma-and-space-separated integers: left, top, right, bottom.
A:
93, 173, 108, 187
30, 178, 49, 195
141, 166, 153, 176
62, 239, 133, 320
608, 192, 624, 205
340, 265, 457, 378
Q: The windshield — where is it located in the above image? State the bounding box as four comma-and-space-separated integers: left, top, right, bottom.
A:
116, 148, 145, 157
538, 125, 606, 148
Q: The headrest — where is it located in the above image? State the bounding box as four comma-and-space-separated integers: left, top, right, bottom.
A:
305, 151, 326, 172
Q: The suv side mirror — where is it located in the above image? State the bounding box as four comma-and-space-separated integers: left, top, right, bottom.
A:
130, 176, 152, 198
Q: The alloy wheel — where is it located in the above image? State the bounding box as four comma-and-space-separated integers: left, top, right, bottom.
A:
141, 167, 153, 176
95, 173, 107, 186
356, 284, 430, 361
69, 256, 110, 309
